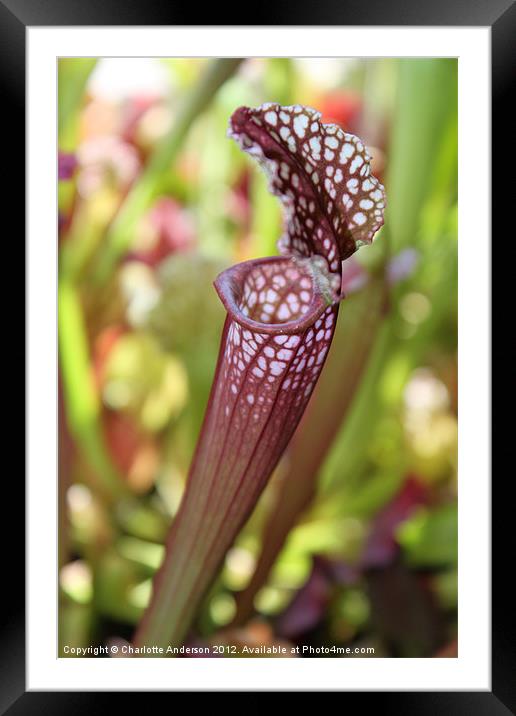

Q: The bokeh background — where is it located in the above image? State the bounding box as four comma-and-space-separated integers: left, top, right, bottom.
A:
58, 57, 458, 658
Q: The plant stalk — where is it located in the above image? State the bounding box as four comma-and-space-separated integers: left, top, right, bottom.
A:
95, 58, 244, 283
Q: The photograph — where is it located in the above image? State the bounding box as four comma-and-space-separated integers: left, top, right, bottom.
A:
5, 0, 507, 700
57, 56, 459, 660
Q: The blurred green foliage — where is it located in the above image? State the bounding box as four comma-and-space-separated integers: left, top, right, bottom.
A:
59, 57, 457, 658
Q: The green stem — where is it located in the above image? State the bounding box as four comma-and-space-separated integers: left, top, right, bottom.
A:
94, 58, 244, 284
58, 277, 126, 500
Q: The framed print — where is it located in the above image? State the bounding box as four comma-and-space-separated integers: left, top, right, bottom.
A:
7, 0, 512, 707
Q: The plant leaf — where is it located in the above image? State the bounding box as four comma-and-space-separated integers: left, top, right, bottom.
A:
229, 103, 385, 269
208, 256, 338, 481
231, 274, 386, 625
133, 104, 385, 652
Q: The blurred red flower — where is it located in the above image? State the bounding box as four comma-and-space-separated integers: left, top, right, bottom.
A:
319, 91, 363, 134
126, 197, 196, 267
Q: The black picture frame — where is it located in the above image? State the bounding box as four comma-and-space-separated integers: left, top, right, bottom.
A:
8, 0, 512, 709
